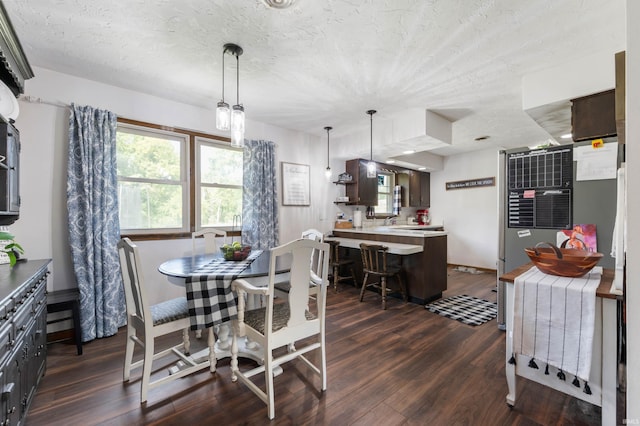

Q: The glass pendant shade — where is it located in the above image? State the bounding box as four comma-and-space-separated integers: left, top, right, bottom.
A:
216, 101, 230, 131
367, 161, 376, 178
325, 166, 332, 179
231, 104, 245, 148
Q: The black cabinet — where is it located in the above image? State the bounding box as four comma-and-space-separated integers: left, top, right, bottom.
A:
345, 159, 377, 206
0, 117, 21, 225
409, 171, 430, 207
0, 260, 50, 426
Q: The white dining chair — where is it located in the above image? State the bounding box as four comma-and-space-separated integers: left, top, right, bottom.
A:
230, 237, 330, 420
118, 238, 215, 403
192, 228, 227, 255
274, 228, 324, 297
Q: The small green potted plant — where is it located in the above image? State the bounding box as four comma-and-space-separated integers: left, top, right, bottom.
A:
0, 230, 24, 267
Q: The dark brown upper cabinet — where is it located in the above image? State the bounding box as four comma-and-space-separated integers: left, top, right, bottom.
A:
571, 89, 616, 142
409, 170, 430, 207
345, 159, 377, 206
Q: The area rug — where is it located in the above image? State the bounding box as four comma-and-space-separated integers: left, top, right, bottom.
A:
425, 294, 497, 326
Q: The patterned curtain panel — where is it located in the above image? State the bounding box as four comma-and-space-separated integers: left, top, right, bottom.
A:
67, 103, 125, 342
242, 139, 279, 250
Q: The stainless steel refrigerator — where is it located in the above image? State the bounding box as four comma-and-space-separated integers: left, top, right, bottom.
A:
496, 139, 621, 329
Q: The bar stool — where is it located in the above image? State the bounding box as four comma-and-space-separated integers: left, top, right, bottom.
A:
47, 288, 83, 355
359, 243, 407, 310
327, 240, 357, 291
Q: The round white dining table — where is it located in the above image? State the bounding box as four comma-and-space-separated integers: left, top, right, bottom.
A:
158, 250, 291, 368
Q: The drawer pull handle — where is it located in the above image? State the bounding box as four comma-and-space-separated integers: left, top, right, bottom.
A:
1, 382, 14, 400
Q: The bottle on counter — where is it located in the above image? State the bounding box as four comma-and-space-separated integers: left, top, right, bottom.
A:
354, 208, 363, 228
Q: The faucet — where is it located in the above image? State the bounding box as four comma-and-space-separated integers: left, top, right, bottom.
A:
384, 216, 396, 226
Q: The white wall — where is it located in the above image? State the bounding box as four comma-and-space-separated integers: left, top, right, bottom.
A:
626, 0, 639, 418
430, 148, 499, 270
13, 66, 328, 304
522, 49, 620, 110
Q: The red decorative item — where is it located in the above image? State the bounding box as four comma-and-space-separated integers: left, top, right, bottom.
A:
416, 209, 430, 225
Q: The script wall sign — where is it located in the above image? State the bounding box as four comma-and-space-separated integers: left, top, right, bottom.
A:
446, 177, 495, 190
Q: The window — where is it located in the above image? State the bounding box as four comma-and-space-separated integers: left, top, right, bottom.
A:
196, 137, 243, 228
116, 124, 189, 234
376, 172, 394, 215
116, 120, 239, 237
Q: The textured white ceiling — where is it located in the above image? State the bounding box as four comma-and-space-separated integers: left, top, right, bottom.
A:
4, 0, 626, 166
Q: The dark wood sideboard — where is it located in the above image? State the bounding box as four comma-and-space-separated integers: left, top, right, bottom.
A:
0, 259, 50, 425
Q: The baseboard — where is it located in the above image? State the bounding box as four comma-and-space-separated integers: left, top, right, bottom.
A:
448, 263, 497, 274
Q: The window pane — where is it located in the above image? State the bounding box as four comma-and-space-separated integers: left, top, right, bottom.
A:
117, 131, 182, 181
118, 181, 183, 229
377, 194, 390, 214
377, 173, 393, 214
200, 144, 243, 185
201, 187, 243, 227
118, 182, 182, 229
378, 174, 390, 192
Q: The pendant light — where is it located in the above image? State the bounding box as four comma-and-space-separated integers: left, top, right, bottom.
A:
215, 47, 230, 131
366, 110, 377, 178
224, 43, 245, 148
324, 126, 332, 179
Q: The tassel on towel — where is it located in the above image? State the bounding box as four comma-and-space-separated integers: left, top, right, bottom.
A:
557, 370, 566, 381
508, 354, 516, 365
544, 364, 549, 375
572, 376, 580, 387
528, 358, 539, 369
584, 382, 592, 395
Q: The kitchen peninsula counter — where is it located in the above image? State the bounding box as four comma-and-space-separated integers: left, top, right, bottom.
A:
331, 226, 447, 304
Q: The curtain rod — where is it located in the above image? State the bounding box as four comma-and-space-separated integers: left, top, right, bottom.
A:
19, 95, 69, 108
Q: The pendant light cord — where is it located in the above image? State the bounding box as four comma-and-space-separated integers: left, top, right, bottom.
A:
367, 110, 376, 161
325, 126, 332, 168
221, 49, 225, 101
236, 53, 240, 105
370, 113, 372, 161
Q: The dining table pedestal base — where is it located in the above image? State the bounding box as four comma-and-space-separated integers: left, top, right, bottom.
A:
168, 324, 283, 377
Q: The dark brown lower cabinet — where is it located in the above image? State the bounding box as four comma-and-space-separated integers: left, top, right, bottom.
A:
0, 260, 50, 425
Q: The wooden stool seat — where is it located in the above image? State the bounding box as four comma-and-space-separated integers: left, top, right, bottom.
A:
47, 288, 83, 355
327, 240, 357, 291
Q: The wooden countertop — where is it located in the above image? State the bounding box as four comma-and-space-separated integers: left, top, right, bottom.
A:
499, 262, 619, 300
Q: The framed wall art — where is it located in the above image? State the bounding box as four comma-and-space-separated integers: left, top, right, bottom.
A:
281, 162, 310, 206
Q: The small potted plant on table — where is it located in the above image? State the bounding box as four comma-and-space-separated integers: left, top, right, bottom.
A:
0, 231, 24, 267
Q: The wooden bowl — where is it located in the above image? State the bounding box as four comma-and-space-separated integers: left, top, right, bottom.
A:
524, 242, 603, 278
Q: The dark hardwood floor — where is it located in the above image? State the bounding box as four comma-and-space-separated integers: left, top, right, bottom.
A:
27, 267, 624, 425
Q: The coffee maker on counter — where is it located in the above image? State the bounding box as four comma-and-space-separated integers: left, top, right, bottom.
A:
416, 209, 430, 225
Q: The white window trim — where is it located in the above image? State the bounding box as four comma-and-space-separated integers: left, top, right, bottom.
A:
377, 172, 395, 215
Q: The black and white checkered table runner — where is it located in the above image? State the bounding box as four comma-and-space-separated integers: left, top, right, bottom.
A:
185, 250, 263, 330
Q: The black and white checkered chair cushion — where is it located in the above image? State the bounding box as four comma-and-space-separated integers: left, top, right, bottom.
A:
243, 303, 315, 334
150, 297, 189, 326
